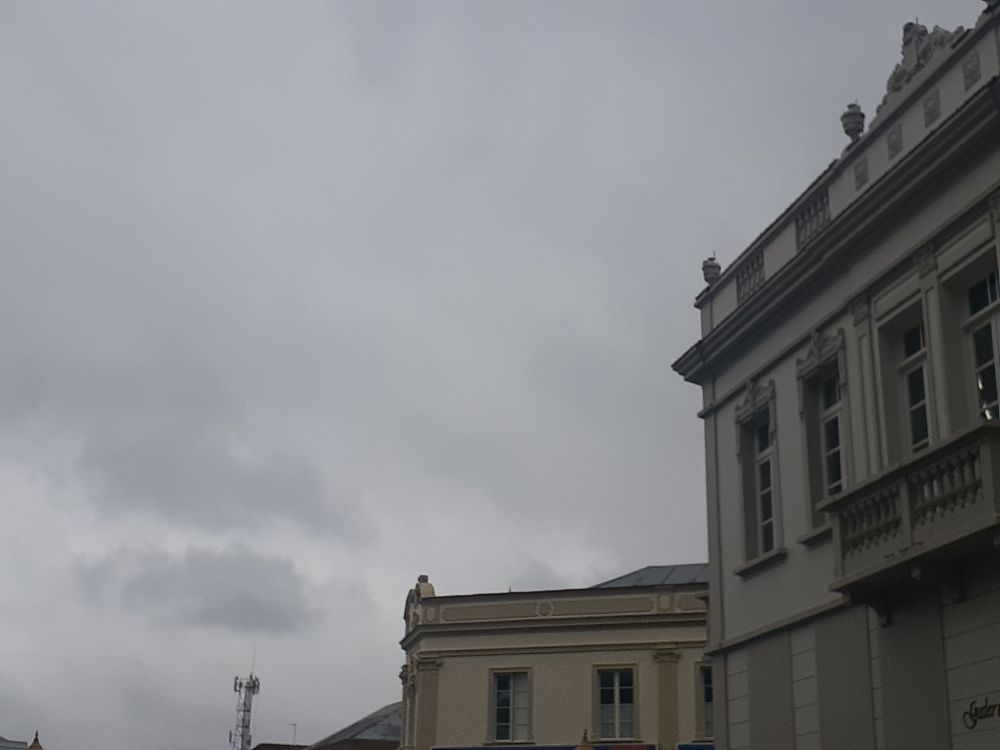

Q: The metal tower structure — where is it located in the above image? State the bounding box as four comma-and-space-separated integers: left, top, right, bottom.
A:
229, 672, 261, 750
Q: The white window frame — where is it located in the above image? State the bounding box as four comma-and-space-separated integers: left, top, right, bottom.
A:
595, 667, 637, 740
735, 379, 782, 563
490, 670, 530, 743
963, 270, 1000, 421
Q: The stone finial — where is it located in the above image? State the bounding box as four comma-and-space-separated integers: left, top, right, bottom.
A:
841, 103, 865, 143
702, 256, 721, 285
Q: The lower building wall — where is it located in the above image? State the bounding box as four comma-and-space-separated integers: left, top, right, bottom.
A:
714, 561, 1000, 750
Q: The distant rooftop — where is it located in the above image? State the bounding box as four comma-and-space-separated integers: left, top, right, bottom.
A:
307, 701, 402, 750
593, 563, 709, 589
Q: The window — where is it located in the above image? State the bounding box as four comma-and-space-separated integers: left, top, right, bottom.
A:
901, 322, 929, 451
736, 379, 780, 562
597, 668, 635, 739
698, 664, 714, 739
967, 271, 999, 420
754, 416, 776, 554
797, 330, 847, 531
492, 672, 529, 742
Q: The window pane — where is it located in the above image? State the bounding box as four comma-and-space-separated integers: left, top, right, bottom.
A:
756, 420, 770, 453
600, 687, 614, 705
974, 325, 995, 367
970, 277, 992, 315
907, 367, 925, 405
903, 324, 924, 357
619, 686, 634, 705
762, 522, 774, 552
618, 670, 633, 689
758, 460, 771, 491
496, 674, 510, 691
599, 671, 614, 690
826, 450, 842, 490
496, 725, 510, 741
910, 405, 929, 446
979, 366, 998, 411
824, 416, 840, 450
822, 375, 839, 409
760, 490, 772, 520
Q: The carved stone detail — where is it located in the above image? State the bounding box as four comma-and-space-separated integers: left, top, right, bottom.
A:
879, 23, 966, 115
796, 329, 846, 379
923, 90, 941, 127
914, 244, 938, 277
854, 156, 869, 191
735, 379, 775, 424
964, 51, 982, 90
850, 295, 871, 325
887, 122, 904, 159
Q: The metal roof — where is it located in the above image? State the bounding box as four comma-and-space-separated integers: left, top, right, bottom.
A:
592, 563, 709, 589
307, 701, 402, 750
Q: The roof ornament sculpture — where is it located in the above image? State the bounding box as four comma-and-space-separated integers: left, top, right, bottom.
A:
877, 21, 965, 115
701, 256, 721, 285
840, 102, 865, 144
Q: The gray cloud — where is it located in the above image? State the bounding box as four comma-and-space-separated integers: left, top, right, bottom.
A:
81, 545, 319, 633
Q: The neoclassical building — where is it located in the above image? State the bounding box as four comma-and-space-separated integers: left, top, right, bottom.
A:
674, 4, 1000, 750
398, 567, 713, 750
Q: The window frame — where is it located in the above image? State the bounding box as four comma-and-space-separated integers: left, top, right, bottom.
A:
963, 270, 1000, 422
593, 666, 638, 741
796, 329, 848, 537
735, 379, 784, 566
696, 662, 714, 741
488, 669, 532, 744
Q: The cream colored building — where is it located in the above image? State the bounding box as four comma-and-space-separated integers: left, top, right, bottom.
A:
674, 4, 1000, 750
398, 567, 713, 750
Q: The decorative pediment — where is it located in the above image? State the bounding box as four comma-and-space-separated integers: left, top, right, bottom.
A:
796, 329, 845, 379
735, 379, 775, 423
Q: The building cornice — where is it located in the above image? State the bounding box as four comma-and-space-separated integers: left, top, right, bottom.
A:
674, 77, 1000, 385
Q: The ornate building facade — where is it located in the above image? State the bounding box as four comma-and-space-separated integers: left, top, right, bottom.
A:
674, 4, 1000, 749
399, 568, 712, 750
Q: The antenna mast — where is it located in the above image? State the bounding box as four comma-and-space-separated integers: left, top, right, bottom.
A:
229, 672, 261, 750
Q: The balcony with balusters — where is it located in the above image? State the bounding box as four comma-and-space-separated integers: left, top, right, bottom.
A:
821, 424, 1000, 608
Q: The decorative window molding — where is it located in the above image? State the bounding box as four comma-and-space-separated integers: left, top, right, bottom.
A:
913, 243, 938, 278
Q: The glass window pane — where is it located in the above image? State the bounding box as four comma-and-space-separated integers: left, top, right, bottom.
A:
496, 674, 510, 691
907, 367, 925, 405
600, 687, 614, 705
910, 406, 929, 446
756, 420, 770, 453
826, 450, 842, 488
979, 366, 998, 408
758, 460, 771, 490
762, 523, 774, 552
619, 721, 634, 738
599, 671, 613, 690
496, 725, 510, 741
970, 278, 991, 315
974, 325, 995, 367
618, 670, 633, 689
824, 416, 840, 450
760, 490, 772, 520
620, 687, 634, 704
903, 324, 924, 357
822, 375, 839, 409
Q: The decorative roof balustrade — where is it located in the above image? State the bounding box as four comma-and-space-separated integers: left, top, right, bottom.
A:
735, 249, 764, 305
794, 188, 830, 249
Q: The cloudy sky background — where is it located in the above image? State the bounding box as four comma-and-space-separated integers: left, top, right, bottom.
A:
0, 1, 983, 748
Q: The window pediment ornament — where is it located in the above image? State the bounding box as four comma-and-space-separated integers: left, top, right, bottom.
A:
796, 329, 845, 380
735, 378, 775, 424
914, 243, 938, 277
850, 294, 871, 325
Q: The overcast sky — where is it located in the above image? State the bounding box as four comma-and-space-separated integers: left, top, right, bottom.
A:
0, 2, 984, 748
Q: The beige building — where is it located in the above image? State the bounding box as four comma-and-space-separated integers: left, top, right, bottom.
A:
674, 4, 1000, 750
398, 567, 713, 750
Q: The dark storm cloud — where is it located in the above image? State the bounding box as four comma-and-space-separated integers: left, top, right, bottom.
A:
81, 545, 318, 633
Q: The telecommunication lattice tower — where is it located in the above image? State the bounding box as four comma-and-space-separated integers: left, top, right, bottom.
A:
229, 672, 261, 750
